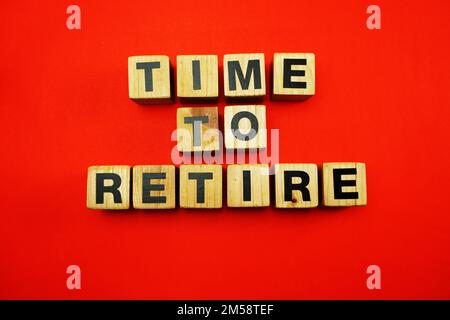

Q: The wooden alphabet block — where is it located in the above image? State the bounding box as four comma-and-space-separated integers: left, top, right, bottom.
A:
224, 105, 267, 149
227, 164, 270, 207
87, 166, 130, 210
132, 165, 175, 209
128, 55, 171, 103
322, 162, 367, 206
176, 55, 218, 100
179, 165, 222, 208
272, 53, 315, 100
176, 106, 220, 152
223, 53, 266, 98
275, 164, 318, 208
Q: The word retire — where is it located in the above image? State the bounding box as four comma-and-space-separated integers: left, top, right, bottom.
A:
86, 163, 367, 210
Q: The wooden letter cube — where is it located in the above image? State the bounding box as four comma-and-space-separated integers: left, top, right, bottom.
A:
224, 53, 266, 98
224, 105, 267, 149
179, 165, 222, 208
322, 162, 367, 206
177, 106, 220, 152
176, 55, 218, 100
87, 166, 130, 210
275, 164, 318, 208
133, 165, 176, 209
128, 55, 171, 103
273, 53, 315, 100
227, 164, 270, 207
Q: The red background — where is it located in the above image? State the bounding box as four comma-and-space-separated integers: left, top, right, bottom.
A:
1, 0, 449, 299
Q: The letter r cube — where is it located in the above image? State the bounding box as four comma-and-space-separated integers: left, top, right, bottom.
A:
87, 166, 130, 209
